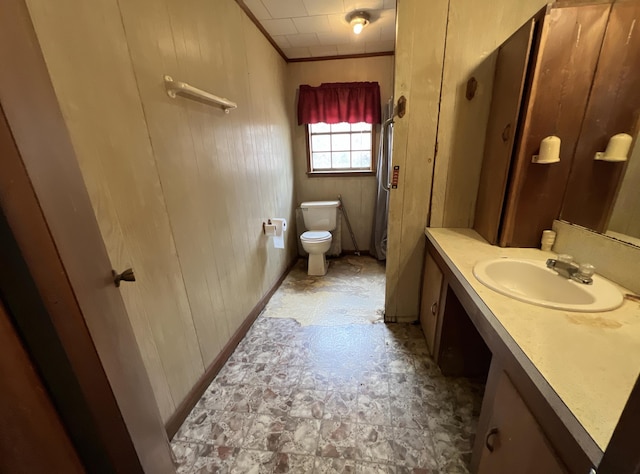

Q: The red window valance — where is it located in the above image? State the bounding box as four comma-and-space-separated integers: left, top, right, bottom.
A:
297, 82, 381, 125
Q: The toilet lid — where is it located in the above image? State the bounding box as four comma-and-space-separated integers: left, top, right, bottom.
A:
301, 230, 331, 242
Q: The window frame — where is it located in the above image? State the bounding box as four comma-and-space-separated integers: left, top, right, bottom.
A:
305, 122, 377, 177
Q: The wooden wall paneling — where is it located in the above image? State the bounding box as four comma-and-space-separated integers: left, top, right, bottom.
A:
242, 12, 298, 264
175, 0, 246, 350
0, 299, 85, 474
385, 0, 449, 321
25, 0, 205, 419
500, 4, 611, 248
287, 56, 394, 252
117, 0, 296, 371
560, 0, 640, 233
430, 0, 549, 229
0, 1, 174, 469
474, 18, 538, 244
119, 0, 235, 367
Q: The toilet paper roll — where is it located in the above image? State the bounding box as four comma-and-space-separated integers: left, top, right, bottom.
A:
271, 218, 287, 249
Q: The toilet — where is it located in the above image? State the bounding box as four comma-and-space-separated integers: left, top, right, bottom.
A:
299, 200, 340, 276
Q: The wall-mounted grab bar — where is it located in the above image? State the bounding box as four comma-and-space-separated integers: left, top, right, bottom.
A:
380, 96, 406, 191
164, 75, 237, 114
381, 116, 394, 192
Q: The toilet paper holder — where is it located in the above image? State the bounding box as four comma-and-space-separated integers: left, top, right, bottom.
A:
263, 218, 286, 236
263, 219, 280, 236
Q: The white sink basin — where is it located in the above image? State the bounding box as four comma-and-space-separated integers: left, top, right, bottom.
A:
473, 258, 623, 312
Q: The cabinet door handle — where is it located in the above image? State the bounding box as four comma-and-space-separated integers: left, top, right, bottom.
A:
501, 123, 511, 143
430, 302, 438, 316
485, 427, 499, 453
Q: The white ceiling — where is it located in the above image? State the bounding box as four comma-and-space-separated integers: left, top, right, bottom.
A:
241, 0, 397, 60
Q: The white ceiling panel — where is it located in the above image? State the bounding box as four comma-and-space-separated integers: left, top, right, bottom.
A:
302, 0, 346, 16
261, 18, 299, 36
287, 33, 321, 47
243, 0, 272, 20
309, 45, 339, 57
337, 43, 366, 55
271, 35, 292, 49
364, 39, 395, 53
262, 0, 308, 19
292, 15, 333, 33
327, 13, 350, 30
343, 0, 384, 12
316, 31, 353, 46
240, 0, 395, 60
283, 47, 312, 58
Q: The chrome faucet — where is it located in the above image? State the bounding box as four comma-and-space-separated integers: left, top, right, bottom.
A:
546, 255, 595, 285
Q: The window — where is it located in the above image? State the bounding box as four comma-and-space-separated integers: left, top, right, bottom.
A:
307, 122, 374, 175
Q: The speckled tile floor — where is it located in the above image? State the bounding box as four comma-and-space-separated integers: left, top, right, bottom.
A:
171, 256, 484, 473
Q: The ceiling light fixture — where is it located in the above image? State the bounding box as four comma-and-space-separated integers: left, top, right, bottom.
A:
348, 11, 370, 35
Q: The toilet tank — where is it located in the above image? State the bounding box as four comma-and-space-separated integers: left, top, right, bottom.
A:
300, 200, 340, 231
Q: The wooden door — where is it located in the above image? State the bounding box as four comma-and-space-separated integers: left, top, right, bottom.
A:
0, 299, 85, 474
560, 0, 640, 233
474, 15, 538, 245
478, 370, 567, 474
0, 1, 175, 471
500, 3, 611, 247
419, 250, 443, 354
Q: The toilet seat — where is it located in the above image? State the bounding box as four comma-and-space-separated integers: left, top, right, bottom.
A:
300, 230, 331, 242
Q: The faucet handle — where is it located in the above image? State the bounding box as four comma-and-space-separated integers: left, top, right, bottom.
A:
557, 254, 574, 264
578, 263, 595, 279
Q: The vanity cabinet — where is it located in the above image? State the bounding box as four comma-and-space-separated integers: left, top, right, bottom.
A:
419, 249, 491, 378
477, 367, 568, 474
419, 251, 443, 355
474, 1, 640, 248
421, 232, 599, 474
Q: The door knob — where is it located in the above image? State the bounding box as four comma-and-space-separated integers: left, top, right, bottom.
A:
112, 268, 135, 287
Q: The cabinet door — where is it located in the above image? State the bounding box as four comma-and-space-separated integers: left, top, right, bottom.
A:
500, 3, 610, 247
474, 17, 537, 245
419, 250, 443, 355
478, 371, 567, 474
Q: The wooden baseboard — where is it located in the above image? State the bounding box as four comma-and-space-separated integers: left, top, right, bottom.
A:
165, 258, 297, 439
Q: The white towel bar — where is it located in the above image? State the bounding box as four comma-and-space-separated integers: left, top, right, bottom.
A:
163, 75, 237, 114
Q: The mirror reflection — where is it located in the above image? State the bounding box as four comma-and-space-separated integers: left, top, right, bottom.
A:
605, 137, 640, 246
558, 2, 639, 248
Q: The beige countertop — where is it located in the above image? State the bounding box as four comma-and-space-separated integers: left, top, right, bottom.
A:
426, 227, 640, 451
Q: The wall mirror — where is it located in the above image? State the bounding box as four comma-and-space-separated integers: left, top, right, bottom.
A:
560, 135, 640, 248
559, 1, 640, 248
